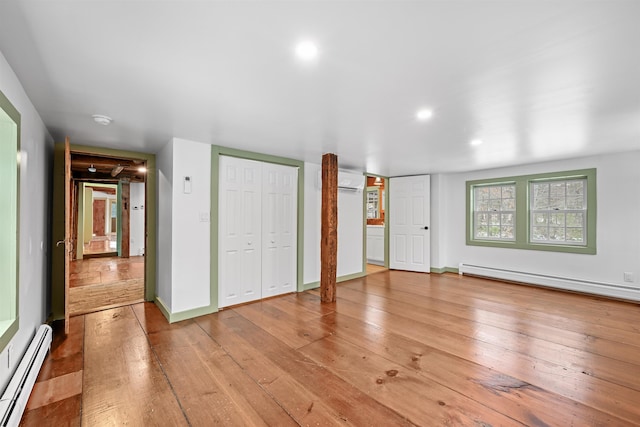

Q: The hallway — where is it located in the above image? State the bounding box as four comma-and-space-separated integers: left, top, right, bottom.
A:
69, 256, 144, 316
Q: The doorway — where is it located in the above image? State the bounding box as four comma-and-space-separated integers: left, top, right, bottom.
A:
67, 152, 147, 316
365, 175, 387, 275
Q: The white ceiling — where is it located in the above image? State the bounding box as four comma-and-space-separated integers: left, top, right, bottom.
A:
0, 1, 639, 176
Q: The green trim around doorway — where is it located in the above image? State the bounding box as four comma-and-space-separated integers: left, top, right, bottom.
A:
51, 144, 157, 320
0, 88, 20, 352
363, 174, 390, 272
210, 145, 305, 313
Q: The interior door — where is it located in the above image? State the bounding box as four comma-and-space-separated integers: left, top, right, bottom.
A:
262, 163, 297, 298
218, 156, 262, 307
63, 137, 71, 334
389, 175, 430, 273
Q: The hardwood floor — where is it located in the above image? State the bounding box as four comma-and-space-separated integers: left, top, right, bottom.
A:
366, 263, 387, 275
21, 271, 640, 426
69, 256, 144, 316
82, 234, 117, 256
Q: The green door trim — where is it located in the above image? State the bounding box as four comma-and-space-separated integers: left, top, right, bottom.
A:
211, 145, 305, 314
51, 144, 157, 320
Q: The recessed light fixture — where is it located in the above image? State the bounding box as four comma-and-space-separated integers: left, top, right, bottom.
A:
92, 114, 113, 126
470, 139, 483, 146
138, 166, 147, 173
295, 40, 319, 62
415, 108, 433, 121
88, 164, 97, 173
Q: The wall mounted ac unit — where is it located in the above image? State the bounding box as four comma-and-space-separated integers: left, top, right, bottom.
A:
316, 171, 365, 192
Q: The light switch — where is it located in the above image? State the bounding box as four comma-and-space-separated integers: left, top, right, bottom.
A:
184, 176, 192, 194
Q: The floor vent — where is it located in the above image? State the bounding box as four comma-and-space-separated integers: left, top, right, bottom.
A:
0, 324, 52, 427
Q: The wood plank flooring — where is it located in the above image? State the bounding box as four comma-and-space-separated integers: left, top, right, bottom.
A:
69, 256, 144, 316
21, 271, 640, 426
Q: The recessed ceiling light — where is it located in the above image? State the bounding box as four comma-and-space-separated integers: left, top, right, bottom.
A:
92, 114, 113, 126
295, 40, 319, 62
138, 166, 147, 173
471, 139, 483, 146
415, 108, 433, 121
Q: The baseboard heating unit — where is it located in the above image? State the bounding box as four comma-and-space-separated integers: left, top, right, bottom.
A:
0, 324, 52, 427
459, 264, 640, 302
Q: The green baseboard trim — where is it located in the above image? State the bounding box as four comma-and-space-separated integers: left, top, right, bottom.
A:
430, 266, 460, 274
302, 271, 367, 291
303, 281, 320, 291
337, 272, 366, 282
155, 297, 218, 324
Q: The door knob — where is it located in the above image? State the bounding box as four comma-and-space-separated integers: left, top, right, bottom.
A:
56, 240, 65, 247
423, 226, 429, 230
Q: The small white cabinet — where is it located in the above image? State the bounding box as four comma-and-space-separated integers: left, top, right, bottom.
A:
366, 225, 385, 264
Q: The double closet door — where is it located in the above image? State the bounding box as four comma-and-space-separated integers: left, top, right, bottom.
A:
218, 156, 298, 308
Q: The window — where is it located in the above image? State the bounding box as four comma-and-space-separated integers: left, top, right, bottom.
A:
530, 178, 586, 245
466, 169, 596, 254
473, 183, 516, 241
0, 89, 20, 352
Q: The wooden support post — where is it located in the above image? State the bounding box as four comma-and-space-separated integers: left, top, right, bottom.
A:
321, 153, 338, 303
121, 182, 130, 258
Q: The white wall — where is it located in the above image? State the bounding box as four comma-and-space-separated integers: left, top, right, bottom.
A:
434, 150, 640, 289
170, 138, 211, 313
303, 162, 364, 285
129, 182, 145, 256
156, 140, 173, 308
0, 51, 53, 391
156, 138, 211, 314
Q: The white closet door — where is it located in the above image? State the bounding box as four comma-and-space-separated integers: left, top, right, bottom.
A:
218, 156, 263, 307
262, 163, 298, 298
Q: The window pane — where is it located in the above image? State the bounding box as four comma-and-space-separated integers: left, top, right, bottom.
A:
502, 198, 515, 210
566, 228, 584, 242
501, 226, 514, 239
475, 187, 489, 200
532, 226, 548, 241
475, 199, 489, 211
566, 180, 584, 196
489, 213, 500, 225
533, 213, 547, 225
489, 187, 501, 198
566, 213, 583, 227
489, 226, 500, 237
502, 186, 515, 198
566, 196, 584, 209
501, 213, 514, 225
550, 213, 565, 226
549, 227, 565, 241
476, 213, 488, 225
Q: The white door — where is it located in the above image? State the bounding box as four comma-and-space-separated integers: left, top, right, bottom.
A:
219, 156, 263, 307
262, 163, 298, 298
389, 175, 431, 272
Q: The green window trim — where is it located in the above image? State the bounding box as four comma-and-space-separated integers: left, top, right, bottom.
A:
0, 88, 20, 352
466, 168, 597, 255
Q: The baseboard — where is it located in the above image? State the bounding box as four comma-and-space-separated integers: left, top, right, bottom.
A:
430, 266, 459, 274
459, 263, 640, 302
303, 271, 367, 291
154, 297, 218, 324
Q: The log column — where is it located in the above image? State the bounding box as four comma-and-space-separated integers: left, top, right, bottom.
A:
321, 153, 338, 303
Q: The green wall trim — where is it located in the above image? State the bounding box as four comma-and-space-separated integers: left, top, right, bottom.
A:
338, 272, 366, 282
303, 281, 320, 291
0, 319, 19, 352
210, 145, 305, 314
303, 271, 367, 291
466, 168, 597, 255
52, 144, 157, 320
431, 266, 460, 274
156, 297, 218, 324
0, 88, 21, 352
363, 175, 389, 271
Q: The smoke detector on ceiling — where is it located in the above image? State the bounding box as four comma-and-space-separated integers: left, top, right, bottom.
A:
92, 114, 113, 126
